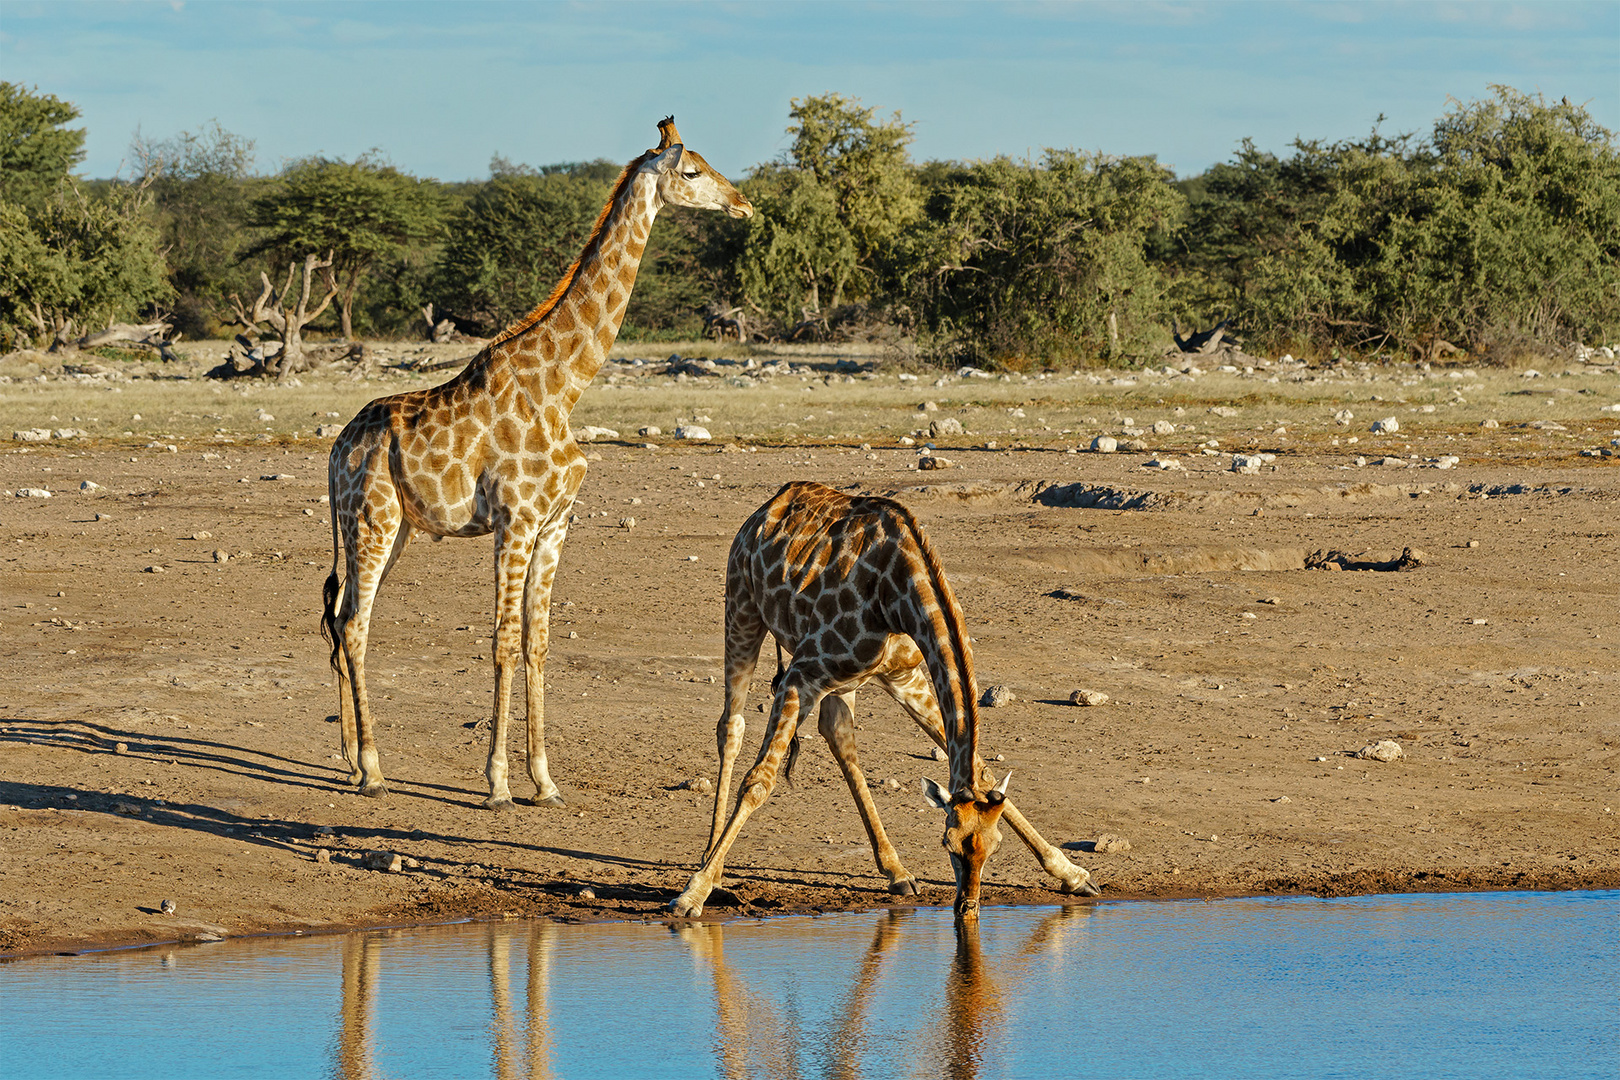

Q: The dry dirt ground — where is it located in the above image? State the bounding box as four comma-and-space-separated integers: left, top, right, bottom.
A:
2, 348, 1618, 958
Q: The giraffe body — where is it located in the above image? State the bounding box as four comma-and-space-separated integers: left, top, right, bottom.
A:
671, 481, 1098, 920
321, 119, 751, 808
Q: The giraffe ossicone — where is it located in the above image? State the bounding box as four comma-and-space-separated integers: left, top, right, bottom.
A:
320, 118, 751, 809
670, 481, 1098, 921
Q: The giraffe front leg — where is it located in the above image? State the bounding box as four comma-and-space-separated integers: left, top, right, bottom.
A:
708, 613, 767, 857
521, 520, 569, 808
672, 681, 812, 917
818, 694, 918, 895
883, 662, 1097, 895
484, 515, 538, 811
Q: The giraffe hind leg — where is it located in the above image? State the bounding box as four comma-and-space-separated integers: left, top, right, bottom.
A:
817, 693, 918, 895
707, 609, 769, 858
339, 513, 412, 799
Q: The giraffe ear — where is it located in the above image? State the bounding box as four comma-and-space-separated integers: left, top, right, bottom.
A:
921, 777, 951, 810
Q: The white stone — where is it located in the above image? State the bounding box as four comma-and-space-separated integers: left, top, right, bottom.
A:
575, 425, 620, 442
930, 417, 964, 437
1355, 740, 1404, 763
1332, 409, 1355, 425
1370, 417, 1399, 433
1093, 834, 1131, 854
1231, 454, 1264, 474
80, 480, 101, 491
1152, 420, 1175, 435
638, 425, 662, 436
13, 428, 52, 442
1144, 457, 1183, 471
16, 487, 52, 498
1091, 435, 1118, 454
674, 425, 711, 441
1069, 689, 1109, 707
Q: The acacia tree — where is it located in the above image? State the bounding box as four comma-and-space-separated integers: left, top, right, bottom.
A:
0, 82, 85, 211
738, 94, 920, 320
432, 159, 614, 333
0, 84, 169, 349
248, 154, 442, 339
131, 121, 261, 338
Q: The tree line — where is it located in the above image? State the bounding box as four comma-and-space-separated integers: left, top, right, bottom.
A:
2, 84, 1615, 367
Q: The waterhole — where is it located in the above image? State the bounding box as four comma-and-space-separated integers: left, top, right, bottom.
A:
3, 891, 1613, 1078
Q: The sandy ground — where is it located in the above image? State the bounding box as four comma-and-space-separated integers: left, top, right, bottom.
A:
3, 360, 1618, 958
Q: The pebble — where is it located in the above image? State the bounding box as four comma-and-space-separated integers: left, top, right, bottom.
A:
619, 517, 636, 529
1370, 417, 1400, 433
980, 684, 1015, 707
576, 886, 596, 900
114, 742, 129, 755
679, 777, 714, 794
1480, 418, 1499, 429
917, 455, 954, 471
638, 425, 661, 436
1069, 689, 1109, 707
259, 474, 295, 481
929, 417, 964, 437
143, 565, 166, 573
1151, 420, 1175, 435
1093, 834, 1132, 854
898, 436, 915, 446
1332, 409, 1354, 425
315, 849, 331, 864
213, 550, 230, 563
159, 899, 177, 915
931, 746, 948, 762
674, 425, 711, 440
256, 412, 275, 421
1143, 457, 1182, 471
1355, 740, 1404, 762
16, 488, 52, 498
80, 480, 101, 492
316, 424, 343, 437
883, 778, 902, 791
1272, 796, 1292, 804
576, 425, 620, 441
361, 850, 404, 873
13, 428, 53, 442
1090, 435, 1118, 454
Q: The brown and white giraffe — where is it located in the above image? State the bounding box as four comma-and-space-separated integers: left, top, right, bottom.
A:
670, 481, 1099, 920
321, 118, 752, 809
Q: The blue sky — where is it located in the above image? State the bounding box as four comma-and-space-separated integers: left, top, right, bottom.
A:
3, 1, 1616, 181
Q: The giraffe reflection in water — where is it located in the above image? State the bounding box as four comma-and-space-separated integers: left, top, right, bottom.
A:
678, 906, 1094, 1080
332, 908, 1088, 1078
334, 922, 557, 1080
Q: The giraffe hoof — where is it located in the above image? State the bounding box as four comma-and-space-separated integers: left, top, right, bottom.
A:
1061, 873, 1101, 897
358, 782, 389, 799
482, 795, 517, 812
888, 878, 920, 896
530, 794, 566, 809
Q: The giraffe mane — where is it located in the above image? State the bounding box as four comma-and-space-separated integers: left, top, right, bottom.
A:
486, 148, 659, 350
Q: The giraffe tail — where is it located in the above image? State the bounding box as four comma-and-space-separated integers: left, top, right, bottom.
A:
320, 503, 343, 672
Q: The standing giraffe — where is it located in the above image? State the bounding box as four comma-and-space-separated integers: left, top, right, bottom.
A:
321, 118, 752, 808
670, 481, 1099, 919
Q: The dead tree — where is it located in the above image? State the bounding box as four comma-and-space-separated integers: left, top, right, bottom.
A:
227, 252, 339, 380
1172, 318, 1231, 354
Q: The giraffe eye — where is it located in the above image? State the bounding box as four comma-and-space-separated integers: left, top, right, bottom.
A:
682, 170, 701, 180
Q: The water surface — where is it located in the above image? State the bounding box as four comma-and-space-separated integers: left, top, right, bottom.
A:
3, 890, 1614, 1079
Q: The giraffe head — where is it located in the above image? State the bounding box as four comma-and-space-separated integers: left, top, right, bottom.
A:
646, 116, 753, 219
922, 772, 1012, 921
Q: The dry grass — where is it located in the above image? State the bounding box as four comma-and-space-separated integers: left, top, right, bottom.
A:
3, 340, 1617, 461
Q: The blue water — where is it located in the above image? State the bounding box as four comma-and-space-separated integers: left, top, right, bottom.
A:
2, 891, 1615, 1079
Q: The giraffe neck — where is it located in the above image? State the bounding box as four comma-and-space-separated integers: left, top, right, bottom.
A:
497, 166, 662, 415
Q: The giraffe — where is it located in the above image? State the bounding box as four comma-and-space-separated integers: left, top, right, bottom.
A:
670, 481, 1099, 920
321, 118, 752, 809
